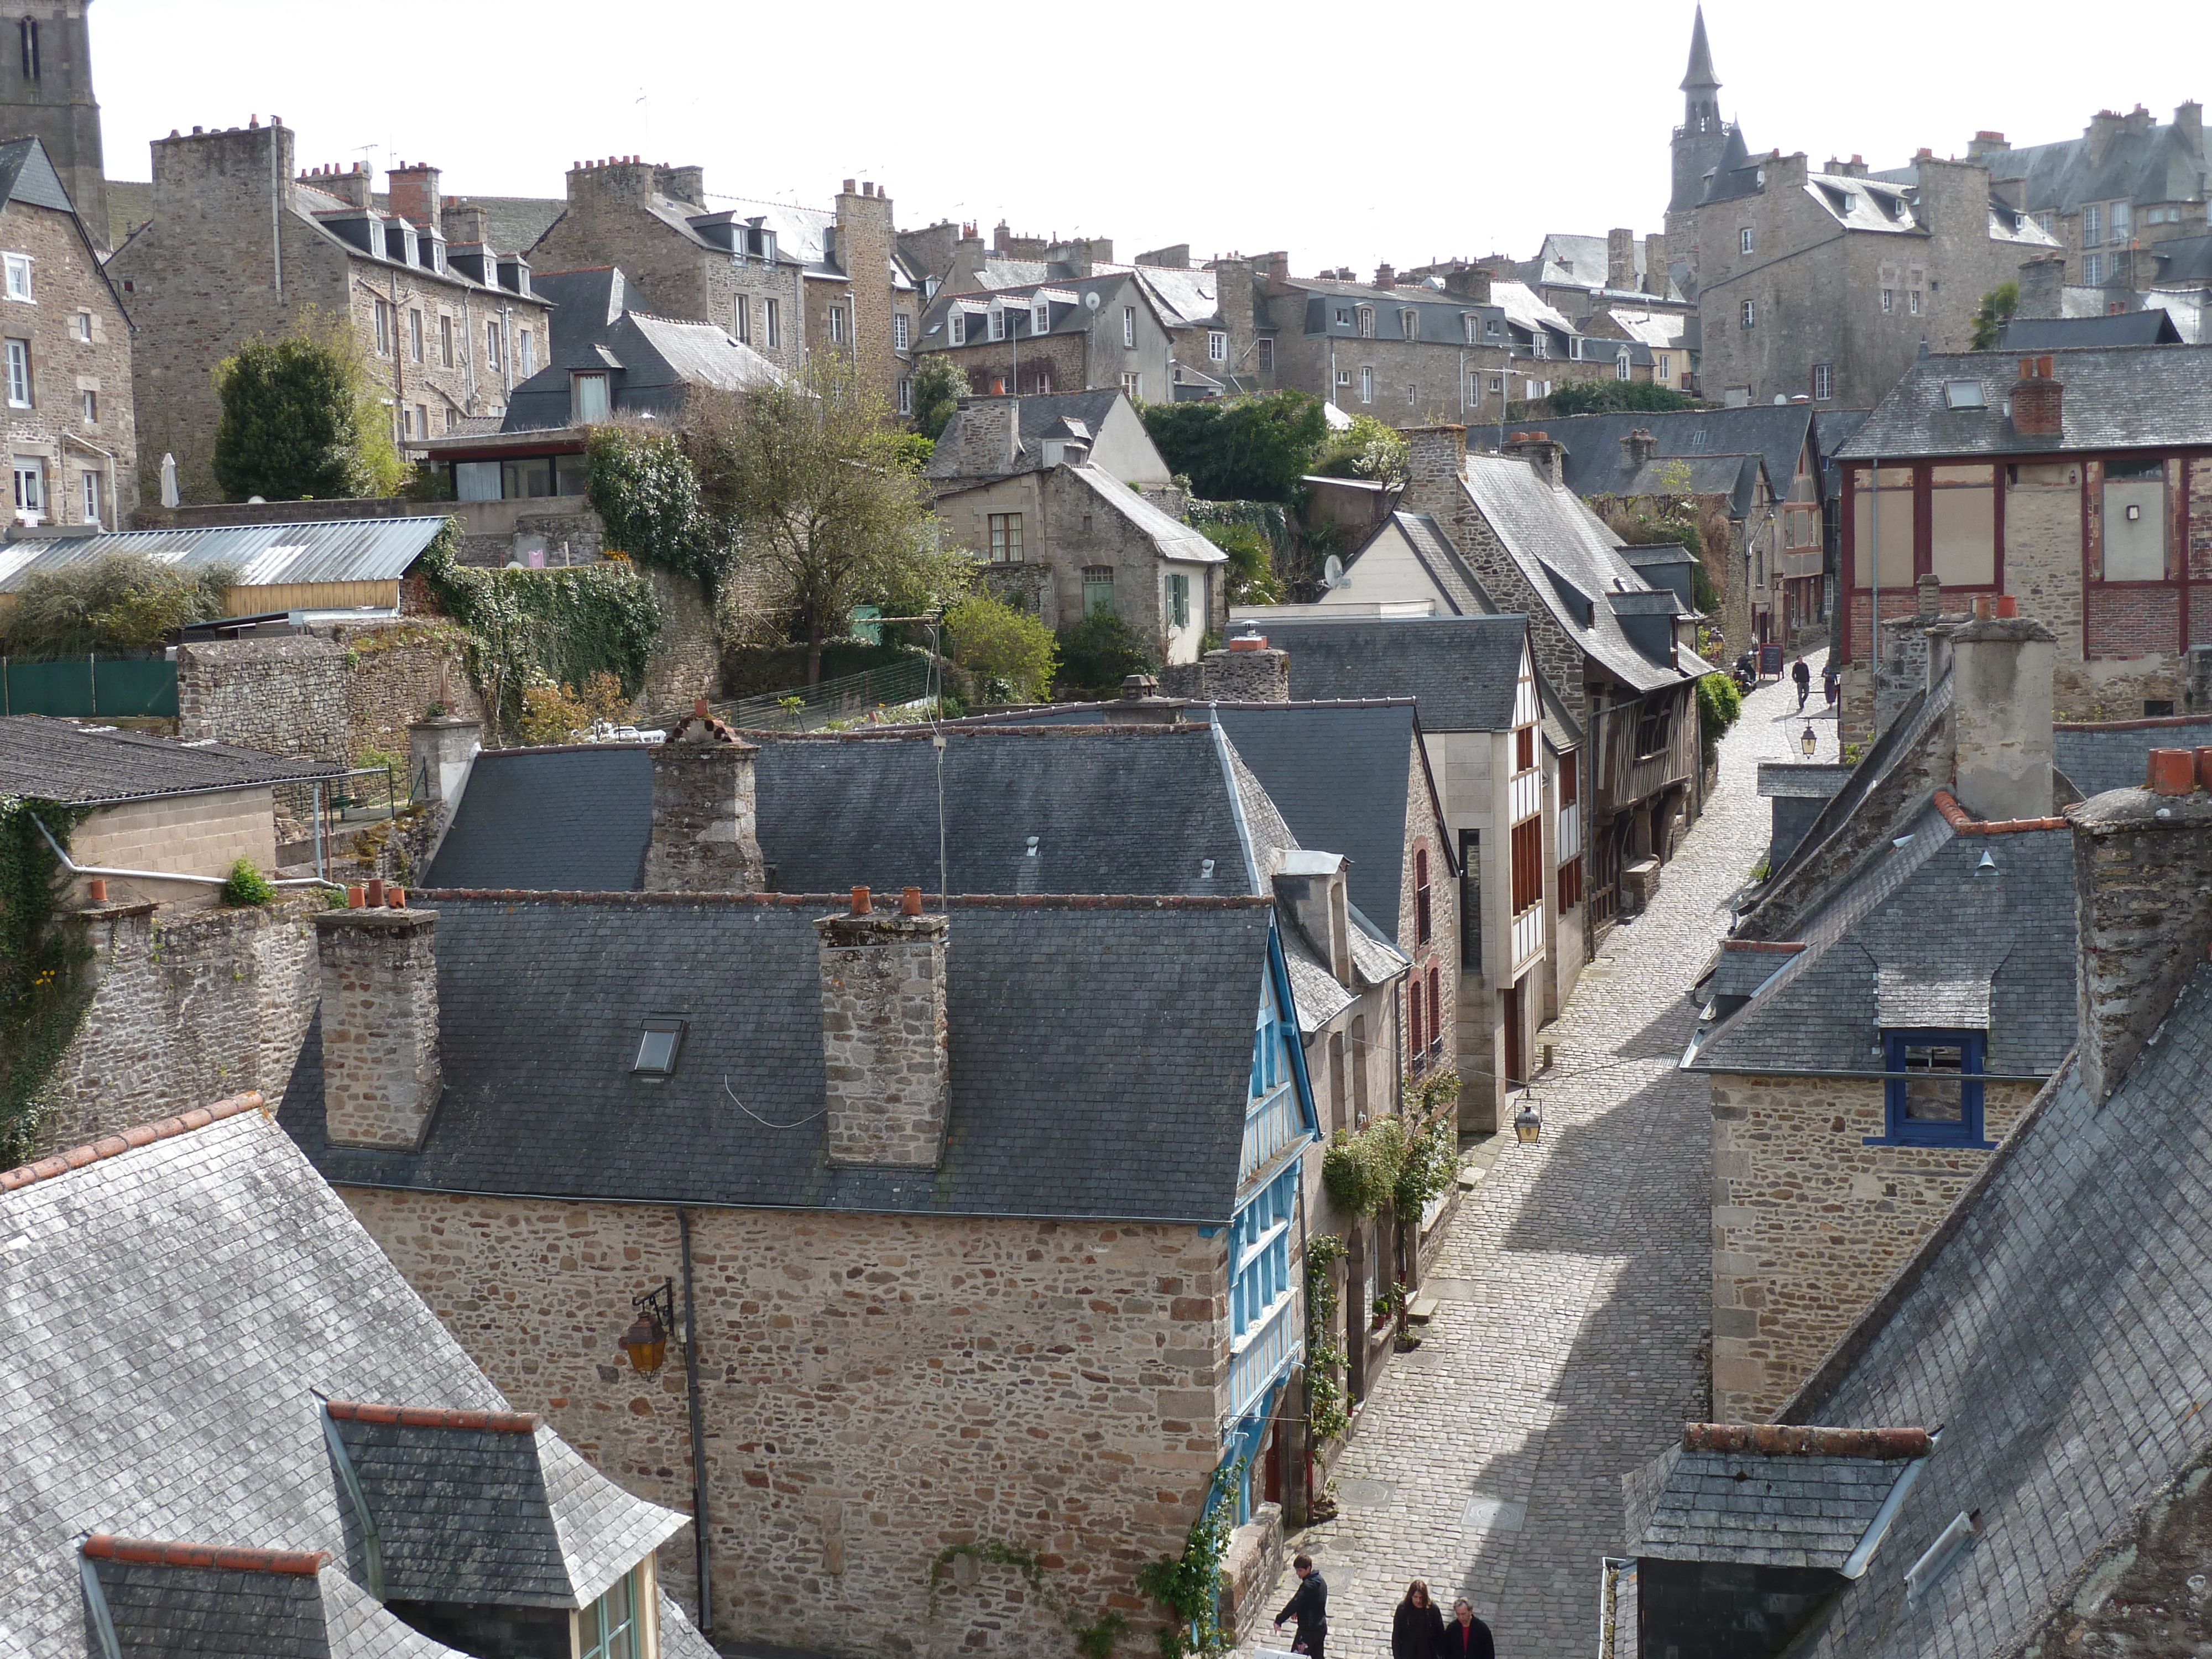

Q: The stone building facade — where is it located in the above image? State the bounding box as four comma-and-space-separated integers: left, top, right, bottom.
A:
0, 0, 107, 248
0, 136, 136, 525
106, 121, 552, 502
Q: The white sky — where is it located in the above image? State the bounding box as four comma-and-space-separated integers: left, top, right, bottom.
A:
91, 1, 2206, 276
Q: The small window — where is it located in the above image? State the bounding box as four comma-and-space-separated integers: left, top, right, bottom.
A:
4, 337, 28, 406
1335, 369, 1351, 387
987, 306, 1003, 342
763, 298, 780, 349
1167, 571, 1190, 628
2084, 203, 2103, 244
439, 314, 455, 368
71, 309, 90, 341
1208, 329, 1227, 362
1415, 848, 1432, 945
1813, 362, 1834, 400
894, 311, 911, 351
632, 1018, 686, 1078
1486, 319, 1500, 338
1908, 289, 1922, 315
1083, 565, 1115, 617
81, 469, 99, 525
1119, 370, 1142, 399
400, 405, 415, 440
1034, 301, 1050, 336
377, 301, 395, 357
1334, 307, 1351, 327
1559, 750, 1578, 806
1943, 380, 1986, 409
897, 377, 912, 415
734, 294, 751, 343
947, 310, 964, 347
1400, 308, 1419, 340
1740, 227, 1755, 255
1516, 725, 1535, 773
1355, 305, 1374, 337
988, 512, 1022, 562
2084, 253, 2104, 286
1657, 353, 1670, 378
1258, 337, 1274, 373
409, 307, 424, 362
18, 17, 36, 79
80, 387, 96, 424
1740, 299, 1756, 329
1879, 1030, 1987, 1146
1616, 351, 1631, 382
2, 253, 30, 303
12, 457, 42, 517
573, 371, 611, 422
1359, 366, 1373, 403
482, 317, 499, 371
1881, 288, 1894, 315
1121, 305, 1136, 348
578, 1567, 641, 1659
1489, 375, 1504, 393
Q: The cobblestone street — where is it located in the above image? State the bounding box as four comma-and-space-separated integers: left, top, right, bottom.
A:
1248, 658, 1832, 1659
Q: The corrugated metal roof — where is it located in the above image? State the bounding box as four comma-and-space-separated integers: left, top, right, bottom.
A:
0, 517, 452, 593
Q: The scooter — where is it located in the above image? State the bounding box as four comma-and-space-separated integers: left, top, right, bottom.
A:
1730, 653, 1757, 696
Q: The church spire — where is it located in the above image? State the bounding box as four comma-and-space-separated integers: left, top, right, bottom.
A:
1681, 4, 1719, 92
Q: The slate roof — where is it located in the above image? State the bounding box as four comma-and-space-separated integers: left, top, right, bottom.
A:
1624, 1443, 1921, 1571
1777, 966, 2212, 1659
0, 1105, 688, 1657
0, 135, 76, 215
90, 1557, 457, 1659
1458, 455, 1693, 693
424, 728, 1255, 896
1998, 311, 2183, 348
1759, 761, 1855, 799
1540, 405, 1825, 505
1914, 113, 2209, 220
0, 714, 344, 803
2053, 717, 2212, 798
1239, 614, 1529, 732
281, 895, 1274, 1225
1840, 344, 2212, 457
1688, 800, 2077, 1079
1066, 466, 1224, 564
1520, 232, 1674, 298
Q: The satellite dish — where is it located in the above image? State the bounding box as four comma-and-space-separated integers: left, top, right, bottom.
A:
1084, 291, 1101, 311
1773, 394, 1788, 405
1323, 554, 1345, 587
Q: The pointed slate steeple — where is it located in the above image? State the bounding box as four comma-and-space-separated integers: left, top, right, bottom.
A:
1681, 5, 1719, 93
1669, 5, 1738, 215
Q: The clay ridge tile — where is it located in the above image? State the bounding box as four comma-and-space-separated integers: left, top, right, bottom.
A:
324, 1401, 541, 1432
1682, 1423, 1933, 1459
82, 1535, 330, 1575
0, 1092, 265, 1195
1721, 939, 1806, 953
1932, 789, 2069, 836
415, 888, 1276, 910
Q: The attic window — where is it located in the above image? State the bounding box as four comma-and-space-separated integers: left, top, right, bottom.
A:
1944, 380, 1986, 409
632, 1018, 687, 1079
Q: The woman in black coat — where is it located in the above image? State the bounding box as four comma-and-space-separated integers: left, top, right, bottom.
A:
1392, 1579, 1447, 1659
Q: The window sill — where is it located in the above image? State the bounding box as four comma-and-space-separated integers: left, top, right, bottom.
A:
1861, 1134, 1998, 1151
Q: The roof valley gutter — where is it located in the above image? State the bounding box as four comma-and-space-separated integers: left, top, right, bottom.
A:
1211, 719, 1263, 895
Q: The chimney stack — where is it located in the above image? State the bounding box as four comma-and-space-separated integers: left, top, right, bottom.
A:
1606, 228, 1636, 293
1374, 262, 1395, 288
1643, 231, 1668, 294
1443, 264, 1492, 304
1199, 625, 1291, 702
644, 706, 765, 891
385, 162, 442, 228
1948, 598, 2056, 822
2013, 357, 2063, 436
315, 907, 441, 1150
2070, 749, 2212, 1103
1502, 430, 1566, 489
816, 887, 951, 1166
1621, 427, 1660, 469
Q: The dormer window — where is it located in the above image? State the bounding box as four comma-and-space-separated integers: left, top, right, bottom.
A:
1463, 314, 1479, 345
630, 1016, 686, 1078
1033, 299, 1049, 336
988, 306, 1005, 342
948, 310, 964, 347
1876, 1030, 1990, 1146
1400, 307, 1419, 340
578, 1566, 643, 1658
1208, 329, 1227, 362
572, 371, 611, 423
1355, 305, 1374, 337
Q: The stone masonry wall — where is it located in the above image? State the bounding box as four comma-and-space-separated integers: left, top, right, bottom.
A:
1709, 1072, 2037, 1422
314, 908, 440, 1151
70, 788, 276, 910
335, 1188, 1228, 1657
333, 621, 486, 761
817, 912, 950, 1166
176, 636, 349, 761
28, 894, 320, 1159
639, 565, 722, 716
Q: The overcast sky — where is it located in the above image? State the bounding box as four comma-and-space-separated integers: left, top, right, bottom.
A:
92, 1, 2203, 276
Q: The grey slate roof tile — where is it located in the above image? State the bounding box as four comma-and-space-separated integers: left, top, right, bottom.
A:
0, 714, 344, 803
2053, 718, 2212, 799
1246, 615, 1528, 733
0, 1111, 686, 1655
1626, 1444, 1918, 1570
1780, 967, 2212, 1659
1840, 344, 2212, 458
282, 897, 1274, 1225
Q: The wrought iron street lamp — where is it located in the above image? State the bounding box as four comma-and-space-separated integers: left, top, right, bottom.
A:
1513, 1093, 1543, 1145
1801, 725, 1818, 758
620, 1279, 676, 1373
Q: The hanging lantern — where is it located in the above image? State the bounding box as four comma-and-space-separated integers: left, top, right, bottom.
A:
1801, 724, 1818, 758
619, 1279, 676, 1373
1513, 1095, 1543, 1145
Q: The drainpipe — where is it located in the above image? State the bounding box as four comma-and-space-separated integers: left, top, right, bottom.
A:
33, 815, 341, 889
269, 131, 284, 304
678, 1207, 713, 1637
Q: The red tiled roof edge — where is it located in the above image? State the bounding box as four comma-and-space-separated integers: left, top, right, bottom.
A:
415, 889, 1276, 910
324, 1401, 541, 1433
1682, 1423, 1933, 1460
0, 1092, 267, 1196
1932, 790, 2068, 835
1720, 940, 1806, 954
82, 1535, 330, 1575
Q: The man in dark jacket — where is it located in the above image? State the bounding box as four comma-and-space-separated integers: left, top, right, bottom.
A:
1792, 654, 1812, 710
1442, 1598, 1494, 1659
1274, 1555, 1328, 1656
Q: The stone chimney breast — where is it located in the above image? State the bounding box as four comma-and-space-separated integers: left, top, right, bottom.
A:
644, 707, 764, 892
817, 888, 951, 1167
1949, 601, 2056, 822
316, 907, 441, 1150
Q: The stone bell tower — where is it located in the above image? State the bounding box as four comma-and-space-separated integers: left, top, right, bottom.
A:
0, 1, 109, 247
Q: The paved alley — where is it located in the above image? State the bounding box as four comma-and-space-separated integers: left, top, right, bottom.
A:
1248, 659, 1830, 1659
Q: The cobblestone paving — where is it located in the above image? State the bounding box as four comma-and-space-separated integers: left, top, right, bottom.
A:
1246, 661, 1829, 1659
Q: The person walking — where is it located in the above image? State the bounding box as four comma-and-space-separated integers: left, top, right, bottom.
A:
1392, 1579, 1447, 1658
1274, 1555, 1328, 1657
1441, 1598, 1495, 1659
1824, 662, 1840, 709
1792, 654, 1812, 711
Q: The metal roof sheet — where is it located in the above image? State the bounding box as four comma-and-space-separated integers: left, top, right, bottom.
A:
0, 517, 452, 592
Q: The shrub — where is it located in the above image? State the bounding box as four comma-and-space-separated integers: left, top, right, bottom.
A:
1, 552, 236, 658
517, 671, 632, 745
1197, 521, 1279, 604
945, 592, 1056, 702
1053, 610, 1154, 694
1322, 1118, 1407, 1216
1141, 391, 1331, 503
212, 304, 403, 500
1697, 670, 1743, 763
907, 356, 969, 441
587, 425, 725, 592
1540, 380, 1700, 416
220, 857, 276, 907
1310, 412, 1410, 487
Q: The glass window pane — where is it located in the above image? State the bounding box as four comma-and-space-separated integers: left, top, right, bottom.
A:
1930, 473, 1995, 587
455, 461, 500, 502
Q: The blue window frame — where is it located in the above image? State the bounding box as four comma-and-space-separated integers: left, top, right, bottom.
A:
1230, 1162, 1297, 1336
1251, 977, 1292, 1099
1869, 1030, 1994, 1147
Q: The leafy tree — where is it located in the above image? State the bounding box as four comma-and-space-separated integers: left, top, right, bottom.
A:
907, 355, 970, 441
945, 591, 1056, 701
1197, 521, 1279, 603
1141, 390, 1331, 503
1055, 610, 1155, 694
1310, 412, 1410, 487
1, 552, 236, 657
588, 425, 723, 590
1971, 280, 2020, 350
683, 355, 964, 685
1540, 379, 1699, 416
211, 304, 403, 500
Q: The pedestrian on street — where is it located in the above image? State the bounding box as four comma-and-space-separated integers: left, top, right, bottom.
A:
1792, 654, 1812, 711
1824, 663, 1840, 709
1392, 1579, 1446, 1658
1441, 1598, 1495, 1659
1273, 1554, 1328, 1657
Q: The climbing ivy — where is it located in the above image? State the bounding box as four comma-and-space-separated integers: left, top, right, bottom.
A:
0, 799, 95, 1164
418, 531, 662, 740
1304, 1233, 1350, 1449
925, 1538, 1128, 1658
1137, 1460, 1244, 1659
585, 425, 731, 593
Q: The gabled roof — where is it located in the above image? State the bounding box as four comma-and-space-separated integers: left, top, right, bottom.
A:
0, 715, 344, 804
1688, 796, 2076, 1078
0, 1102, 691, 1656
281, 895, 1275, 1225
1065, 465, 1223, 563
1840, 343, 2212, 457
0, 137, 131, 318
1133, 265, 1220, 327
1997, 310, 2184, 348
1459, 455, 1693, 692
1334, 508, 1493, 617
86, 1548, 458, 1659
1540, 405, 1824, 504
1237, 614, 1530, 732
500, 269, 778, 430
1919, 112, 2209, 218
1775, 963, 2212, 1657
425, 727, 1256, 896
